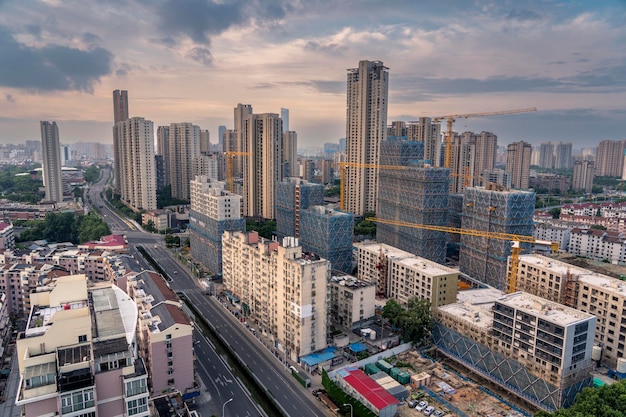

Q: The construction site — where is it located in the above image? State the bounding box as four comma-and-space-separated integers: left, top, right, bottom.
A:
390, 349, 529, 417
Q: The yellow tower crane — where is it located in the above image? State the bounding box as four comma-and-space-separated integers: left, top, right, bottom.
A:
434, 107, 537, 168
337, 162, 408, 211
366, 217, 558, 293
224, 152, 250, 192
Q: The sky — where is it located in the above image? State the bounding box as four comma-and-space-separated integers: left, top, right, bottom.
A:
0, 0, 624, 149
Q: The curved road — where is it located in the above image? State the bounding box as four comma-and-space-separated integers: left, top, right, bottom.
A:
87, 171, 328, 417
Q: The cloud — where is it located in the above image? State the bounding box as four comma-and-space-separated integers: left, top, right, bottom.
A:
251, 79, 344, 94
186, 47, 212, 65
4, 93, 14, 103
156, 0, 244, 44
506, 9, 542, 22
82, 32, 102, 44
0, 26, 113, 92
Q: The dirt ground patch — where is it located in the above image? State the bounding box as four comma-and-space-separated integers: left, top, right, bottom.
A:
392, 350, 529, 417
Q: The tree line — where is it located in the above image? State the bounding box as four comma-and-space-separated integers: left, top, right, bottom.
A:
17, 212, 111, 244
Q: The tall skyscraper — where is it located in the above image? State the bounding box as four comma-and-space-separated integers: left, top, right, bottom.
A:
554, 142, 573, 169
233, 104, 253, 179
114, 117, 157, 211
156, 126, 170, 187
218, 125, 227, 150
345, 60, 389, 216
281, 108, 289, 132
275, 178, 324, 239
200, 129, 210, 154
596, 140, 626, 177
506, 141, 532, 189
572, 160, 595, 193
169, 123, 201, 201
112, 90, 129, 192
283, 131, 298, 178
40, 121, 64, 203
449, 131, 497, 192
538, 142, 554, 169
243, 113, 283, 218
410, 117, 441, 167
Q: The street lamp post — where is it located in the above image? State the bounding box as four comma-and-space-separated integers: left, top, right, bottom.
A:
343, 403, 353, 417
222, 397, 233, 416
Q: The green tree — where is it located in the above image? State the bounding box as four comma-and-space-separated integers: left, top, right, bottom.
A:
382, 297, 433, 344
157, 185, 188, 208
535, 380, 626, 417
246, 218, 276, 240
83, 165, 101, 183
590, 225, 607, 231
548, 208, 561, 219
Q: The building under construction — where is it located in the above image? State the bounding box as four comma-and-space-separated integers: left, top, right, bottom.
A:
434, 290, 596, 412
377, 138, 449, 264
459, 184, 535, 289
299, 205, 354, 274
275, 178, 324, 239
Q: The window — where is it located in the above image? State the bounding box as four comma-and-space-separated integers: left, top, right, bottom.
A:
127, 397, 148, 415
78, 335, 87, 343
125, 378, 147, 397
61, 388, 95, 414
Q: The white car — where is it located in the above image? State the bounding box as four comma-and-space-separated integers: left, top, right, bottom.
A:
424, 406, 435, 416
416, 401, 428, 411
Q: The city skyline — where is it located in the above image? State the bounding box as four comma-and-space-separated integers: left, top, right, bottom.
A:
0, 1, 624, 148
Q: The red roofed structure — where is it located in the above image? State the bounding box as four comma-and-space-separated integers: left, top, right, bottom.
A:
336, 367, 399, 417
79, 234, 128, 252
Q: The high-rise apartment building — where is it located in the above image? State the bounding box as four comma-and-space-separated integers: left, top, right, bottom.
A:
345, 60, 389, 216
572, 160, 595, 193
222, 232, 329, 360
168, 122, 201, 201
409, 117, 442, 167
218, 125, 227, 150
189, 176, 244, 274
449, 131, 497, 192
156, 126, 170, 187
506, 141, 532, 189
554, 142, 573, 169
596, 140, 626, 177
538, 142, 554, 168
460, 185, 535, 289
233, 104, 253, 180
243, 113, 283, 218
112, 90, 129, 192
281, 108, 289, 132
200, 129, 210, 154
283, 131, 298, 178
192, 154, 219, 180
275, 178, 324, 239
40, 121, 64, 203
114, 117, 157, 211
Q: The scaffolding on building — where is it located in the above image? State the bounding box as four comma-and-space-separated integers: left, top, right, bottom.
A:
275, 179, 324, 239
459, 187, 534, 289
377, 165, 450, 264
432, 323, 592, 412
189, 210, 245, 275
299, 206, 354, 274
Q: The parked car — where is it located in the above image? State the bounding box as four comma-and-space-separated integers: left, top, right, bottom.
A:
433, 411, 445, 417
416, 401, 428, 412
424, 406, 435, 416
408, 400, 418, 408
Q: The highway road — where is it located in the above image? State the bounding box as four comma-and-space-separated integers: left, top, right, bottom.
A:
87, 171, 328, 416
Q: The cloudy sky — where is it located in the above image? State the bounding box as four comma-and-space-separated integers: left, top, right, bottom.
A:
0, 0, 624, 149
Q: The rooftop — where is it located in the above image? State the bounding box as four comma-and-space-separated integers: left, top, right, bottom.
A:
498, 291, 593, 325
337, 367, 398, 410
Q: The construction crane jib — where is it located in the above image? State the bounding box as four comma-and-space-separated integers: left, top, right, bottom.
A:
366, 217, 558, 293
433, 107, 537, 169
224, 152, 250, 193
338, 162, 408, 211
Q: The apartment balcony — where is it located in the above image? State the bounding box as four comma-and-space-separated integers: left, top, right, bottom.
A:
58, 368, 94, 392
